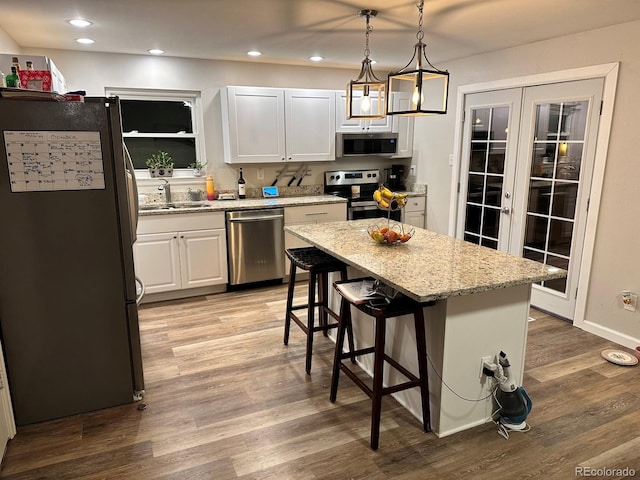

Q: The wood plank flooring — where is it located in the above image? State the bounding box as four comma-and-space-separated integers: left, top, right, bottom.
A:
1, 283, 639, 479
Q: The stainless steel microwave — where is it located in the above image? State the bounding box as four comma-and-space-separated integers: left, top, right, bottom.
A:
336, 132, 398, 157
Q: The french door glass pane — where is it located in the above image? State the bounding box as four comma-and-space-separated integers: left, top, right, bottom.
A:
463, 106, 509, 250
523, 100, 588, 293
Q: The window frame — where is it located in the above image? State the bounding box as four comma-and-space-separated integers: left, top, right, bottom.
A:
105, 87, 206, 179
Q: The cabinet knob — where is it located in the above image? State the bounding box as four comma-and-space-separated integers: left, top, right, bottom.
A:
173, 235, 177, 239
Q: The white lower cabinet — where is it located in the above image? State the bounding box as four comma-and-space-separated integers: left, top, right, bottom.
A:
284, 203, 347, 274
401, 196, 426, 229
134, 213, 227, 295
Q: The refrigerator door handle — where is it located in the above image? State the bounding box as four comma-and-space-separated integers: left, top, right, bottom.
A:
135, 275, 145, 305
123, 142, 139, 242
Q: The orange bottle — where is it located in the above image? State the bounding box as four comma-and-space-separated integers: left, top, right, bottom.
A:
206, 175, 215, 201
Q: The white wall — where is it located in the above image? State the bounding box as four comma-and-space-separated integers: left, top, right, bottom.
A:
413, 20, 640, 343
0, 25, 19, 54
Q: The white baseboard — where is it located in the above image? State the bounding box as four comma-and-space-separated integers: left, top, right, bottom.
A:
579, 320, 640, 350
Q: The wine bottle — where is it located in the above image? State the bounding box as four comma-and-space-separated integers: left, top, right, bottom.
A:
6, 67, 20, 88
238, 168, 246, 199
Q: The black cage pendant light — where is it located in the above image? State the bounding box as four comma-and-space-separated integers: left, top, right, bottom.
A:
387, 0, 449, 116
347, 10, 386, 119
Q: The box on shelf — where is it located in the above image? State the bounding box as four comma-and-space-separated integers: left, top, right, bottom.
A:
19, 70, 52, 91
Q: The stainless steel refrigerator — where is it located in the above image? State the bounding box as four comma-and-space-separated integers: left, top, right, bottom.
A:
0, 95, 144, 426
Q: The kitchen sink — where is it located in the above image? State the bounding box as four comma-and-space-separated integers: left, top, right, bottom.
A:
139, 203, 210, 211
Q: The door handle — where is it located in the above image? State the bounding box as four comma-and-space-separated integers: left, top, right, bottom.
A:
501, 207, 510, 214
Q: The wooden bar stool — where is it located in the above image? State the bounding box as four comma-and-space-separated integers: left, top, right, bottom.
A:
284, 247, 353, 374
330, 277, 433, 450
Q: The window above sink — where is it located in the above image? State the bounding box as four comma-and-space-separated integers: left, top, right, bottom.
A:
105, 87, 206, 177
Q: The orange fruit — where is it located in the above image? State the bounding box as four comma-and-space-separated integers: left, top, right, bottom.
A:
386, 230, 399, 243
380, 227, 389, 234
400, 234, 410, 242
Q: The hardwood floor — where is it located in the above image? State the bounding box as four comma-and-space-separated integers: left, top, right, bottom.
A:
1, 283, 639, 479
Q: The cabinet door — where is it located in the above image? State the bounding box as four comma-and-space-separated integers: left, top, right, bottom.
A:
403, 210, 425, 229
134, 233, 181, 293
179, 229, 228, 288
402, 197, 426, 229
392, 93, 415, 158
223, 87, 287, 163
285, 89, 336, 162
335, 91, 392, 133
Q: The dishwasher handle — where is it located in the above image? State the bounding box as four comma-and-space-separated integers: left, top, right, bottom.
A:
228, 214, 284, 223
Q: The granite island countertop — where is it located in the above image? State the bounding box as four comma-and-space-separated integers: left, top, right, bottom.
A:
285, 219, 566, 303
139, 194, 347, 216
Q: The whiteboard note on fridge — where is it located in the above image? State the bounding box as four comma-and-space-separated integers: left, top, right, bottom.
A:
3, 130, 105, 192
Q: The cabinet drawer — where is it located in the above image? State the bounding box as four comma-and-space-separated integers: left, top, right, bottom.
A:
404, 196, 426, 212
285, 203, 346, 224
138, 212, 225, 234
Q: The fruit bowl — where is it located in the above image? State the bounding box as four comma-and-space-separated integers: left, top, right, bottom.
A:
367, 224, 414, 245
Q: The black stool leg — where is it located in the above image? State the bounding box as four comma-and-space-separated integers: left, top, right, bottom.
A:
305, 271, 317, 375
283, 259, 297, 345
339, 266, 357, 364
370, 314, 386, 450
330, 297, 350, 402
319, 272, 329, 336
414, 308, 431, 432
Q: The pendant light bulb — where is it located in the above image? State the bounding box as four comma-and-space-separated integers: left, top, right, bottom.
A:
411, 85, 424, 108
361, 85, 372, 113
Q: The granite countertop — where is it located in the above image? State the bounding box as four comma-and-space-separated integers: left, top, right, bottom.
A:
138, 195, 347, 216
284, 219, 567, 303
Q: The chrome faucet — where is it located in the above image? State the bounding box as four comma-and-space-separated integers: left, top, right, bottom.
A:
158, 179, 172, 205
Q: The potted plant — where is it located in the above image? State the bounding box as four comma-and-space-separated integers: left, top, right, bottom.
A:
187, 187, 204, 201
146, 151, 174, 177
188, 161, 206, 177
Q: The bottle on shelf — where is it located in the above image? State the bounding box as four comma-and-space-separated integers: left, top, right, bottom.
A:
11, 56, 21, 71
237, 168, 246, 199
25, 61, 34, 71
0, 69, 6, 88
6, 67, 20, 88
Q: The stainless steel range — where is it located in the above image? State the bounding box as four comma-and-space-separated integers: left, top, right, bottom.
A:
324, 169, 401, 221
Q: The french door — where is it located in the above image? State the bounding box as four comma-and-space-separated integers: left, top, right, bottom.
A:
457, 78, 604, 320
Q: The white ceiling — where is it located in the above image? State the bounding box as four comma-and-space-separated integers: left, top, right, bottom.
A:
2, 0, 640, 70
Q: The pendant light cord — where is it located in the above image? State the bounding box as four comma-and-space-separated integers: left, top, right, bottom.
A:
416, 0, 425, 42
364, 14, 372, 59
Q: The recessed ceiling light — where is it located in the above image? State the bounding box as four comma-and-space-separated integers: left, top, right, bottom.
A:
148, 49, 164, 55
68, 18, 93, 27
76, 38, 95, 44
309, 56, 324, 62
247, 51, 262, 57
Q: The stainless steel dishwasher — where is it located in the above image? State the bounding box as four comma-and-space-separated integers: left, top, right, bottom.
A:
226, 208, 285, 286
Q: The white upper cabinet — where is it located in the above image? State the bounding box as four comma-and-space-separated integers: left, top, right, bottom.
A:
335, 90, 393, 133
222, 86, 335, 163
391, 92, 415, 159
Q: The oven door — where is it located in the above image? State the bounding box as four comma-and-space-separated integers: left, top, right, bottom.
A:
349, 201, 401, 221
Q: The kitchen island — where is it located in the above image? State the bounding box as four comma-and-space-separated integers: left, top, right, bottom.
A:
285, 219, 566, 437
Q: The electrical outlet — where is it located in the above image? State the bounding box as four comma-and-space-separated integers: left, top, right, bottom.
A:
410, 165, 416, 176
257, 168, 264, 180
448, 154, 454, 166
480, 355, 494, 378
622, 291, 638, 312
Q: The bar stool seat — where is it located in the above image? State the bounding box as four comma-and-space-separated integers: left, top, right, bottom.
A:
284, 247, 353, 374
330, 277, 434, 450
